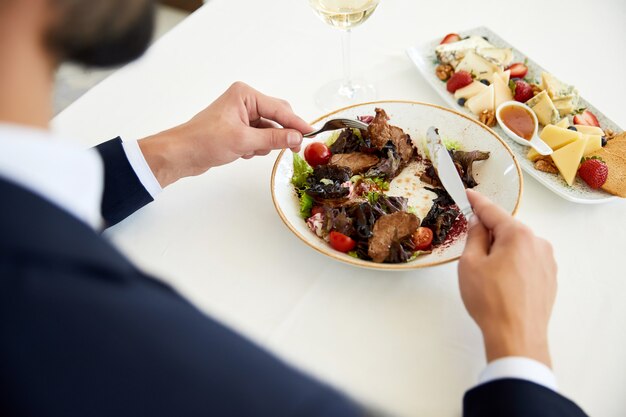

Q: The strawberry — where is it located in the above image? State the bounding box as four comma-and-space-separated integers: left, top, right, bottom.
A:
512, 80, 534, 102
446, 71, 473, 93
440, 33, 462, 44
578, 158, 608, 189
573, 110, 600, 127
507, 62, 528, 79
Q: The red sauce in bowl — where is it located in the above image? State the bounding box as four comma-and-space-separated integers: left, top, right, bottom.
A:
500, 105, 535, 140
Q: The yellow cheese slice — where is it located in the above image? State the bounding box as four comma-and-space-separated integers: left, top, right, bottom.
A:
500, 69, 511, 85
493, 72, 513, 109
466, 84, 495, 115
574, 125, 604, 135
555, 118, 570, 128
455, 51, 499, 82
527, 125, 582, 161
454, 80, 487, 100
551, 136, 589, 186
583, 134, 603, 156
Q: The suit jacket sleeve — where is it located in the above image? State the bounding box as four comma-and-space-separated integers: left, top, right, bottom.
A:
95, 137, 153, 227
464, 379, 589, 417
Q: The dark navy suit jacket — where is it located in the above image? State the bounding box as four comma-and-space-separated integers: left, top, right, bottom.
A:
0, 138, 589, 417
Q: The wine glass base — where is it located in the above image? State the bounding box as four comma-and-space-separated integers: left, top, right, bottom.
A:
314, 79, 377, 111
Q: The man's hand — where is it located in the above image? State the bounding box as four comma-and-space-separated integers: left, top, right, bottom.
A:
138, 82, 313, 187
458, 189, 557, 368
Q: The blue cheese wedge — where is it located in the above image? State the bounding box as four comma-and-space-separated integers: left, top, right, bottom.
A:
435, 36, 493, 67
476, 47, 513, 67
552, 96, 577, 117
541, 72, 579, 103
526, 91, 560, 126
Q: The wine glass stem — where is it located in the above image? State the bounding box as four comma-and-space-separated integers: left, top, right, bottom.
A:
340, 29, 354, 97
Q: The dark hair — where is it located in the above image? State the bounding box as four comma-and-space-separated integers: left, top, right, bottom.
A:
47, 0, 154, 67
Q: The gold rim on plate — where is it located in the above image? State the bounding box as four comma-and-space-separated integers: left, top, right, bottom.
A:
271, 100, 524, 270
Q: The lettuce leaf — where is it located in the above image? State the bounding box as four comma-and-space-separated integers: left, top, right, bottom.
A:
292, 153, 313, 189
299, 192, 314, 219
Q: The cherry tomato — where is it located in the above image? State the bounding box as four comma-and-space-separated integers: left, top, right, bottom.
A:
311, 206, 324, 216
412, 227, 434, 250
304, 142, 331, 167
329, 231, 356, 253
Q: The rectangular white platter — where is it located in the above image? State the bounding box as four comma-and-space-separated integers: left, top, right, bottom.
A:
407, 26, 623, 204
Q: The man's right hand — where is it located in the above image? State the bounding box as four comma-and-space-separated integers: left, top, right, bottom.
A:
458, 189, 557, 368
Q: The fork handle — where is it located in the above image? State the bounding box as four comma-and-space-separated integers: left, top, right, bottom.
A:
303, 128, 323, 138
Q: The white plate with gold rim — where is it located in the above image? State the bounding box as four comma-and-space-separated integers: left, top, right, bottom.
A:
271, 101, 522, 270
406, 26, 622, 204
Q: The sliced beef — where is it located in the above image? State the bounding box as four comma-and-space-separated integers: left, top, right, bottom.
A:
330, 152, 379, 174
367, 108, 415, 163
389, 126, 415, 163
368, 212, 420, 263
368, 108, 392, 149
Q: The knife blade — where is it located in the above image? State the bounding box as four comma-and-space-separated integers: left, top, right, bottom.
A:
425, 127, 474, 222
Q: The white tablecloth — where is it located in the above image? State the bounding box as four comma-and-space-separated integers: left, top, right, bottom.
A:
52, 0, 626, 415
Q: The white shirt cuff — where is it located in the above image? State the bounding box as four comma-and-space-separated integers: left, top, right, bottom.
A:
478, 357, 558, 392
121, 139, 162, 198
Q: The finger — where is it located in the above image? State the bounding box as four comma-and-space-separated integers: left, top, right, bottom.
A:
245, 126, 303, 151
242, 154, 254, 160
254, 149, 271, 157
462, 215, 491, 258
466, 189, 513, 233
252, 92, 314, 134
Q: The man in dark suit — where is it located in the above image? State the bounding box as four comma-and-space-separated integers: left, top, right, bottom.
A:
0, 0, 589, 416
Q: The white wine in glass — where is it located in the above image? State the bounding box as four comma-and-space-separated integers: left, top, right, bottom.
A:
309, 0, 380, 110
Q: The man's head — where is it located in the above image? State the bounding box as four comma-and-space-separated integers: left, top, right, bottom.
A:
48, 0, 156, 67
0, 0, 155, 68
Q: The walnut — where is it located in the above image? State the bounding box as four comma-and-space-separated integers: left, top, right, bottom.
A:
435, 64, 454, 81
479, 109, 496, 127
531, 84, 543, 97
534, 158, 559, 174
604, 129, 616, 142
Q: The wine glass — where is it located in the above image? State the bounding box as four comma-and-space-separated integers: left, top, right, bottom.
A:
308, 0, 380, 110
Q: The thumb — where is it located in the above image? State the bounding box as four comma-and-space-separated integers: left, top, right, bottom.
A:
249, 127, 303, 151
462, 215, 491, 258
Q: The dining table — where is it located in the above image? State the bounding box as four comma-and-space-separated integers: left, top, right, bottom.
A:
52, 0, 626, 415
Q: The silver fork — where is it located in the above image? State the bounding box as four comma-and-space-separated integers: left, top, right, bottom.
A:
303, 118, 369, 138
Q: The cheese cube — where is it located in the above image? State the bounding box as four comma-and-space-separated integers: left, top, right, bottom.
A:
455, 51, 499, 83
583, 134, 603, 156
526, 91, 560, 126
454, 80, 487, 100
527, 125, 581, 161
550, 137, 589, 186
466, 84, 495, 115
493, 72, 513, 109
574, 125, 604, 135
555, 118, 570, 128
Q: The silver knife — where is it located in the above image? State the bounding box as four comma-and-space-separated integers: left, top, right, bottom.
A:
425, 127, 474, 222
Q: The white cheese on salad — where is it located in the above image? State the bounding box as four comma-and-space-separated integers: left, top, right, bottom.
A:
386, 160, 437, 221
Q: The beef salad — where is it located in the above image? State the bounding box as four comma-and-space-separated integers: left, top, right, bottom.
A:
292, 108, 490, 264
